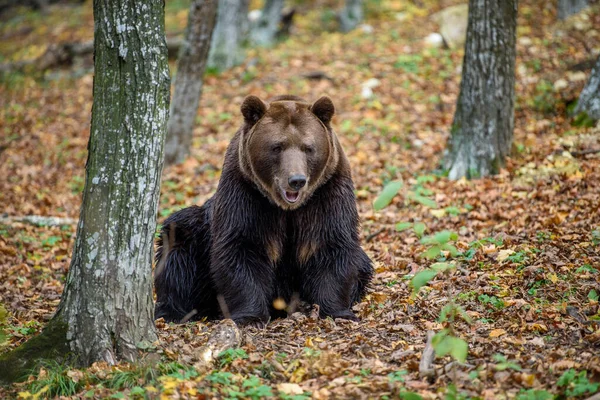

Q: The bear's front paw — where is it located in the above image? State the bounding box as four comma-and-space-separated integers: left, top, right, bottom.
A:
327, 310, 359, 322
231, 314, 269, 328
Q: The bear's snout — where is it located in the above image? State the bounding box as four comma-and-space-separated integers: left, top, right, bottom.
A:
288, 174, 307, 191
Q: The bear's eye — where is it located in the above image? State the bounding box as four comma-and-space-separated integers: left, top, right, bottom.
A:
271, 145, 282, 154
304, 145, 315, 154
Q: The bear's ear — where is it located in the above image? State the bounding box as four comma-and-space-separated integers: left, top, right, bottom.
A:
310, 96, 335, 125
241, 95, 267, 125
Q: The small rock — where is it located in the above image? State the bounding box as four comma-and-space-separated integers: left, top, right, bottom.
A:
554, 78, 568, 91
567, 71, 588, 82
361, 78, 381, 99
360, 24, 374, 34
431, 4, 469, 49
395, 12, 408, 21
424, 32, 444, 48
518, 36, 533, 46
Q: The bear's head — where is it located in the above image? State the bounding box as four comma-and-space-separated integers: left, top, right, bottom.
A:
238, 95, 340, 210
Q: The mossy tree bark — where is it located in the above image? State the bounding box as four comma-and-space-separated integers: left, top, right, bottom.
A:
250, 0, 284, 47
443, 0, 517, 180
339, 0, 363, 32
574, 55, 600, 121
207, 0, 250, 71
0, 0, 170, 383
557, 0, 588, 19
164, 0, 218, 166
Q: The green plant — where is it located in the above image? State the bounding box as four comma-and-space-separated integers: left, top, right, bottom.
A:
218, 348, 248, 367
411, 261, 470, 364
557, 369, 599, 397
205, 371, 234, 386
516, 389, 553, 400
227, 376, 273, 399
576, 264, 598, 274
420, 231, 459, 260
373, 175, 439, 211
22, 362, 83, 399
388, 370, 407, 383
492, 354, 522, 371
477, 294, 505, 310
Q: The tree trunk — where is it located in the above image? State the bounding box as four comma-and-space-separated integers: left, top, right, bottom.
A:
0, 0, 170, 381
339, 0, 363, 32
557, 0, 588, 19
574, 55, 600, 121
250, 0, 284, 47
164, 0, 218, 166
443, 0, 517, 180
208, 0, 250, 71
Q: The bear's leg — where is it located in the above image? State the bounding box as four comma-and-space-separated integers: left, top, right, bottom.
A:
154, 204, 218, 322
210, 245, 276, 327
300, 247, 360, 321
352, 247, 373, 303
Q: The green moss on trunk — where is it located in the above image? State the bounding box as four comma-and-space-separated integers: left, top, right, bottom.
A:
0, 320, 69, 385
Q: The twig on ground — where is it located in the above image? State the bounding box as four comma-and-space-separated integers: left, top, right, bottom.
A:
366, 228, 386, 243
419, 330, 436, 379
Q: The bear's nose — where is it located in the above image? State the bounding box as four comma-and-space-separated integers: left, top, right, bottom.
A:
288, 175, 307, 190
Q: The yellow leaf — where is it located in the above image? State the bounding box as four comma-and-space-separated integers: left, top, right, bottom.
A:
430, 209, 446, 218
278, 383, 304, 395
290, 367, 306, 383
489, 329, 506, 338
17, 392, 33, 399
548, 273, 559, 284
497, 249, 514, 262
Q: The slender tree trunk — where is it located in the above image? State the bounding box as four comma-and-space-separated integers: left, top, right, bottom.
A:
339, 0, 363, 32
164, 0, 218, 166
250, 0, 284, 46
0, 0, 170, 381
443, 0, 517, 180
557, 0, 588, 19
208, 0, 250, 71
574, 55, 600, 121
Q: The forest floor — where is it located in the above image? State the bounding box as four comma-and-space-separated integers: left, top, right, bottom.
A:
0, 0, 599, 399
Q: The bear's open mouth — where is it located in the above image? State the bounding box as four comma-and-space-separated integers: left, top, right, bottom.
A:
283, 190, 300, 203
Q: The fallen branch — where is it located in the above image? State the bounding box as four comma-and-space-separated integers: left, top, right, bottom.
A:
419, 330, 436, 378
0, 215, 78, 227
0, 38, 183, 73
570, 148, 600, 157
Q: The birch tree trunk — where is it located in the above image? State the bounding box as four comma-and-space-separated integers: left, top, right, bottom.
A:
250, 0, 284, 47
164, 0, 218, 166
0, 0, 170, 381
339, 0, 363, 32
557, 0, 588, 19
574, 55, 600, 121
443, 0, 517, 180
208, 0, 250, 71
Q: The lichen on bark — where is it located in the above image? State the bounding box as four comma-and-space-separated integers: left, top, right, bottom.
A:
443, 0, 518, 180
0, 0, 170, 383
574, 55, 600, 123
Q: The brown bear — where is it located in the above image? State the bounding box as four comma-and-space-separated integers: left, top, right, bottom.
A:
154, 95, 373, 326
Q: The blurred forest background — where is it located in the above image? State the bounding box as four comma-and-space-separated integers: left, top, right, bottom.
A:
0, 0, 599, 398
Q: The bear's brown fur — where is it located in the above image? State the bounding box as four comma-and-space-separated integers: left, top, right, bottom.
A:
155, 95, 373, 326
